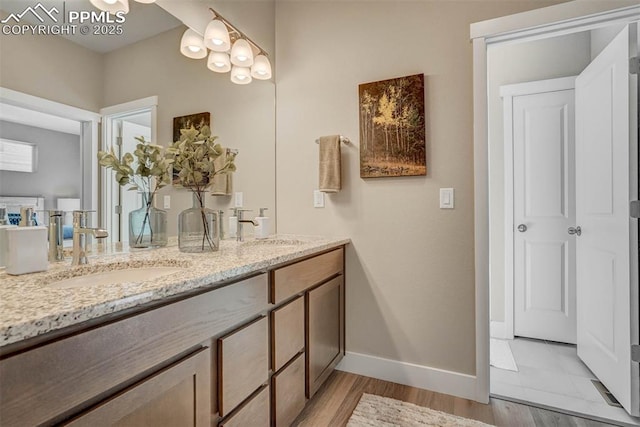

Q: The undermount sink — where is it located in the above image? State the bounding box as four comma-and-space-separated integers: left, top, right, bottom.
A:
49, 267, 185, 289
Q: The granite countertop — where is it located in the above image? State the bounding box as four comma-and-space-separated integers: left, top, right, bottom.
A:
0, 235, 349, 348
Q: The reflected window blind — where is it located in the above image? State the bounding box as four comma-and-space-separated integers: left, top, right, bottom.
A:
0, 139, 37, 172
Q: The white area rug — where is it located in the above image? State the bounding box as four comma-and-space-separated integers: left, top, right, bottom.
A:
490, 338, 518, 372
347, 393, 494, 427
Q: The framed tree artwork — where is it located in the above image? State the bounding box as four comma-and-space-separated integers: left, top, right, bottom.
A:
172, 112, 211, 185
358, 74, 426, 178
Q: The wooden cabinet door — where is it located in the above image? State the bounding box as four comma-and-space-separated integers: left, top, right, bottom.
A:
306, 276, 344, 398
271, 296, 305, 372
66, 347, 210, 427
219, 385, 270, 427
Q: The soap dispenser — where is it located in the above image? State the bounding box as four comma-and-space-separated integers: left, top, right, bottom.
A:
0, 207, 16, 268
5, 207, 48, 275
255, 208, 271, 239
228, 208, 238, 239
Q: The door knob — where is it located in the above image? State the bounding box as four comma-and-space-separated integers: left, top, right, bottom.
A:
568, 226, 582, 236
517, 224, 527, 232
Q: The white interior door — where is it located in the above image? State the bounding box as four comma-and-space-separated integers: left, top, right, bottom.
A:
512, 88, 577, 344
575, 24, 639, 416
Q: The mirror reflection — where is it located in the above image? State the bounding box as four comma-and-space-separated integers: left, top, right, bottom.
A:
0, 0, 276, 245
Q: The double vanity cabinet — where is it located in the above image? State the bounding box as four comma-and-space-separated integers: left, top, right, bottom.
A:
0, 244, 346, 426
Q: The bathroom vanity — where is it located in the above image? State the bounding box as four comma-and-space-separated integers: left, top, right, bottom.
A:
0, 236, 348, 426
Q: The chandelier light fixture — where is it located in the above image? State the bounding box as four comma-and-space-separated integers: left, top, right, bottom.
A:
179, 7, 272, 85
90, 0, 156, 14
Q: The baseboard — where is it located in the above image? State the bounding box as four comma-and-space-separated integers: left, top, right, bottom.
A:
336, 351, 479, 402
491, 320, 508, 339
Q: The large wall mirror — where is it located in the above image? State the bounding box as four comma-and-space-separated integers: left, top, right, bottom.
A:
0, 0, 275, 244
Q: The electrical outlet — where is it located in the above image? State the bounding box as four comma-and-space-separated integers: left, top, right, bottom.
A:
313, 190, 325, 208
234, 192, 243, 208
163, 195, 171, 209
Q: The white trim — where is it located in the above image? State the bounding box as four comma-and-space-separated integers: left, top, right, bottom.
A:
471, 1, 640, 407
99, 96, 158, 117
336, 352, 478, 402
490, 321, 509, 340
0, 87, 100, 122
501, 77, 576, 343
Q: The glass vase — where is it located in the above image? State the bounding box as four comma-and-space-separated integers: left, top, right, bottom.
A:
178, 191, 219, 253
129, 192, 168, 248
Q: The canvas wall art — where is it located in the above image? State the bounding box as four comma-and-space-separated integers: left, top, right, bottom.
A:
359, 74, 426, 178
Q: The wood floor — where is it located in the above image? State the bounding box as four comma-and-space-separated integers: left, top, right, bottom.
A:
292, 371, 616, 427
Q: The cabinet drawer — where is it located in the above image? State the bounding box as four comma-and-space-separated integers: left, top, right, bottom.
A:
271, 296, 305, 372
271, 247, 343, 304
67, 347, 210, 427
219, 385, 269, 427
218, 316, 269, 417
272, 352, 306, 427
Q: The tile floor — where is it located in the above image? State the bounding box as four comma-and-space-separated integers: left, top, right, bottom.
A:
490, 337, 640, 426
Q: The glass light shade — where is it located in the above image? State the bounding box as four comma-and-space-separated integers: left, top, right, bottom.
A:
134, 0, 156, 3
204, 20, 230, 52
231, 66, 252, 85
207, 51, 231, 73
230, 39, 254, 67
251, 54, 272, 80
180, 29, 206, 59
90, 0, 129, 13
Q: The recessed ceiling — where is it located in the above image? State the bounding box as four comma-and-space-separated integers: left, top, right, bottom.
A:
0, 0, 182, 53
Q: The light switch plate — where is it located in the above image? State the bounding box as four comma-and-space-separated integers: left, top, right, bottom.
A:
234, 192, 243, 208
313, 190, 325, 208
163, 195, 171, 209
440, 188, 454, 209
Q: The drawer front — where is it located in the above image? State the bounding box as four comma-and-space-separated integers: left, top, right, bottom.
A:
219, 385, 269, 427
67, 347, 211, 427
272, 352, 306, 427
271, 296, 305, 372
218, 316, 269, 417
271, 247, 343, 304
0, 273, 268, 427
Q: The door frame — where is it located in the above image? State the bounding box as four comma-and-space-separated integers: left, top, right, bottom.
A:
497, 76, 577, 341
470, 1, 640, 403
99, 96, 158, 244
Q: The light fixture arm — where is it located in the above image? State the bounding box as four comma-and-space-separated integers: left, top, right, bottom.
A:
209, 7, 268, 56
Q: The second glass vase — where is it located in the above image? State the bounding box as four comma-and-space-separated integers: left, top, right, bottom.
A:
178, 191, 219, 253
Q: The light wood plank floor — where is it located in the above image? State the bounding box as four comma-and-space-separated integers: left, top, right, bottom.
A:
293, 371, 616, 426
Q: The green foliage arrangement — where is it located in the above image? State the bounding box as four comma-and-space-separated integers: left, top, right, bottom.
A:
166, 125, 236, 194
97, 137, 173, 245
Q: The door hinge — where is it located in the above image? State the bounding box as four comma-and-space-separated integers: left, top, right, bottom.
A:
116, 136, 123, 147
632, 345, 640, 362
631, 201, 640, 219
114, 205, 122, 215
631, 57, 640, 75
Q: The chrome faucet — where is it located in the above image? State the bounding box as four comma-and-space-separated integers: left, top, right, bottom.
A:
236, 209, 257, 242
72, 210, 108, 266
48, 210, 65, 262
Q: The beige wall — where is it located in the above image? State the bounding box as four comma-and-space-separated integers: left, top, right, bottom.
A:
487, 33, 591, 323
275, 0, 564, 375
103, 25, 276, 234
0, 12, 103, 112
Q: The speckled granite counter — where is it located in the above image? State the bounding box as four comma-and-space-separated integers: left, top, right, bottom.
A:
0, 235, 349, 348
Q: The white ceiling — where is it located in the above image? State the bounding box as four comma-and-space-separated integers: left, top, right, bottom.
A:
0, 0, 182, 53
